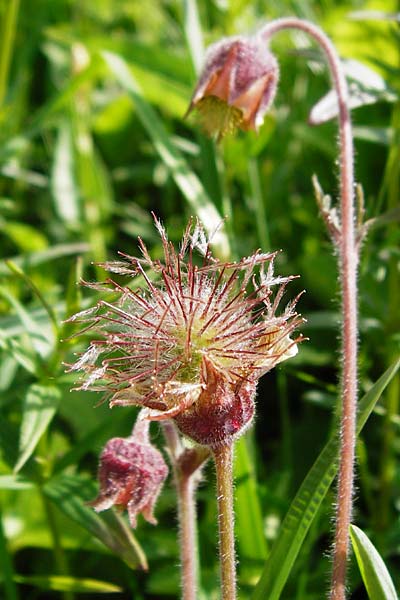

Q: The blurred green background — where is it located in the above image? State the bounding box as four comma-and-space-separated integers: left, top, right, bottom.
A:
0, 0, 399, 598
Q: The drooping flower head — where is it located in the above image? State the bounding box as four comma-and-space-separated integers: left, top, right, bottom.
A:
89, 413, 168, 528
186, 34, 279, 139
68, 216, 303, 447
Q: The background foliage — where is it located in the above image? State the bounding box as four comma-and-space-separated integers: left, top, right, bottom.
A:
0, 0, 399, 598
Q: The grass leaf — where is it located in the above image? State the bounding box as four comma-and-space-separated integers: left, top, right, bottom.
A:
251, 358, 400, 600
350, 524, 398, 600
14, 384, 61, 473
14, 574, 122, 594
44, 474, 148, 571
0, 475, 33, 490
235, 436, 268, 567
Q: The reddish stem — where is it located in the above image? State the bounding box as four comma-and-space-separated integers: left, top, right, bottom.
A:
162, 422, 208, 600
262, 19, 358, 600
177, 475, 197, 600
213, 443, 236, 600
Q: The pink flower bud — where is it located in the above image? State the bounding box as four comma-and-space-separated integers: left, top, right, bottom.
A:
89, 417, 168, 528
187, 35, 279, 139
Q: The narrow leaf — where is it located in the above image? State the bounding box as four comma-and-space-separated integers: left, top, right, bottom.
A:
235, 436, 268, 563
0, 503, 19, 600
44, 474, 148, 571
350, 524, 398, 600
0, 243, 90, 277
0, 285, 52, 359
251, 358, 400, 600
14, 575, 122, 594
14, 384, 61, 473
51, 119, 80, 225
0, 475, 33, 490
183, 0, 205, 74
309, 59, 397, 125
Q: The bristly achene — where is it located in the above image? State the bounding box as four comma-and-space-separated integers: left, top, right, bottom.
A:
67, 215, 303, 447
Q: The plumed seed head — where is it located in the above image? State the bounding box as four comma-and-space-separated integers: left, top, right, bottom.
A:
67, 216, 303, 447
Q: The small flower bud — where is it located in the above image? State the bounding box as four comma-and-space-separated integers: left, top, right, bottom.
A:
187, 35, 279, 139
89, 416, 168, 528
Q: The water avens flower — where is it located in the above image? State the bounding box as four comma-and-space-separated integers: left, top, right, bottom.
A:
68, 216, 302, 448
186, 35, 279, 139
89, 413, 168, 528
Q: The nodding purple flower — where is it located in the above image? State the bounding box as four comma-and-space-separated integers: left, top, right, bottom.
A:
89, 415, 168, 528
186, 35, 279, 139
68, 216, 303, 447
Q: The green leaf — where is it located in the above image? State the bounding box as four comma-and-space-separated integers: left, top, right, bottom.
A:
14, 384, 61, 473
183, 0, 205, 74
1, 221, 48, 252
5, 338, 39, 376
0, 243, 90, 277
14, 575, 122, 594
350, 524, 398, 600
0, 285, 52, 359
102, 50, 231, 261
310, 59, 397, 125
251, 358, 400, 600
235, 436, 268, 566
0, 501, 19, 600
0, 475, 33, 490
51, 119, 80, 226
44, 474, 148, 571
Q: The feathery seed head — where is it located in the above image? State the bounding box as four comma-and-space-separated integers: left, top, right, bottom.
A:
68, 216, 303, 447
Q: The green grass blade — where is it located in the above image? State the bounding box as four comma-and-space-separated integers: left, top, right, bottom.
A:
0, 503, 19, 600
0, 475, 33, 490
235, 436, 268, 565
350, 524, 398, 600
0, 243, 90, 277
44, 474, 148, 571
13, 575, 122, 594
0, 285, 52, 360
51, 120, 80, 227
248, 158, 270, 250
0, 0, 20, 109
183, 0, 205, 74
14, 384, 61, 473
251, 358, 400, 600
102, 51, 230, 260
6, 260, 59, 334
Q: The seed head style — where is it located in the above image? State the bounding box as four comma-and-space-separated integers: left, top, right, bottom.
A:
89, 414, 168, 528
68, 216, 303, 447
186, 34, 279, 139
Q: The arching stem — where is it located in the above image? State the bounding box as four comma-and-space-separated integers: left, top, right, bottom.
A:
262, 19, 358, 600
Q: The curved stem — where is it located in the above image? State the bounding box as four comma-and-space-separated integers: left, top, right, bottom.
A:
213, 443, 236, 600
262, 19, 358, 600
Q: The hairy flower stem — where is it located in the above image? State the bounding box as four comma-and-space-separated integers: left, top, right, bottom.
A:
262, 19, 357, 600
177, 476, 198, 600
162, 422, 203, 600
213, 443, 236, 600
